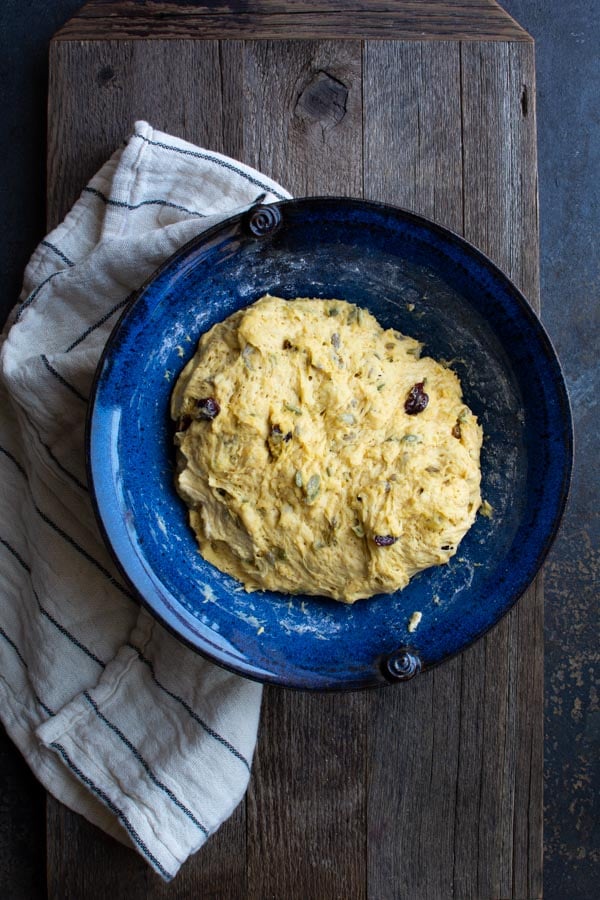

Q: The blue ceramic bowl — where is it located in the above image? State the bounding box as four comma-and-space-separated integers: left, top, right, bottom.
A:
87, 198, 572, 689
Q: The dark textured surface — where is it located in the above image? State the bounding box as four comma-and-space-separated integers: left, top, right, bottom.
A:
0, 9, 82, 899
0, 735, 46, 900
0, 2, 597, 899
0, 1, 82, 326
502, 4, 599, 898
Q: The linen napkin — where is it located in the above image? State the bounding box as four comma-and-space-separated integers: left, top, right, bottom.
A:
0, 121, 291, 880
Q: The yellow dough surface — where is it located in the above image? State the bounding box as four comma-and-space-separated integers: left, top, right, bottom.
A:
171, 295, 483, 603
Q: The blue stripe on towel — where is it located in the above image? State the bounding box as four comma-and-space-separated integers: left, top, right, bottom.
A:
83, 691, 209, 836
40, 240, 75, 267
132, 131, 288, 200
0, 537, 106, 668
126, 641, 251, 772
83, 186, 208, 218
40, 354, 88, 403
0, 625, 55, 716
50, 742, 174, 880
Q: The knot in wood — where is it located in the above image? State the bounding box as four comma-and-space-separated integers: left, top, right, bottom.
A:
295, 70, 348, 129
97, 65, 116, 86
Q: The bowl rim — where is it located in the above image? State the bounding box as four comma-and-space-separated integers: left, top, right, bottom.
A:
86, 195, 573, 690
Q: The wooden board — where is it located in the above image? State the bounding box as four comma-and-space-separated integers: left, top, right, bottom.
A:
46, 7, 542, 898
54, 0, 532, 43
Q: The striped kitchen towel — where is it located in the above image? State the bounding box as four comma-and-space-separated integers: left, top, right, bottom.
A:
0, 121, 291, 880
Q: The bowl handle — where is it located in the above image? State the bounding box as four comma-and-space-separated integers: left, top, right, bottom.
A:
382, 649, 422, 682
246, 197, 283, 238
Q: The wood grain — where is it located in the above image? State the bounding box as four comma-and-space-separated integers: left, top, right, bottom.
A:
233, 39, 367, 900
363, 41, 466, 900
47, 38, 250, 898
363, 40, 463, 231
47, 39, 228, 227
460, 42, 542, 899
363, 38, 541, 900
46, 19, 541, 900
46, 799, 147, 898
53, 0, 532, 42
461, 40, 540, 303
47, 798, 247, 898
248, 690, 367, 900
240, 39, 363, 196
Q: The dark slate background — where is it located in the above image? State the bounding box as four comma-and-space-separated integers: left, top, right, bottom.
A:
0, 2, 597, 897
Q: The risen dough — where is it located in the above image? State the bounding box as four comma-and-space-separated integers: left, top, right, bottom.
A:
171, 295, 482, 603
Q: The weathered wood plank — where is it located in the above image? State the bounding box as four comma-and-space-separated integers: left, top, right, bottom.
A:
363, 40, 467, 900
53, 1, 532, 43
460, 41, 542, 900
241, 39, 363, 196
363, 40, 463, 232
362, 38, 541, 899
234, 38, 367, 900
46, 38, 249, 899
149, 805, 248, 899
46, 800, 148, 898
248, 691, 367, 900
46, 799, 247, 898
461, 40, 540, 304
47, 39, 228, 227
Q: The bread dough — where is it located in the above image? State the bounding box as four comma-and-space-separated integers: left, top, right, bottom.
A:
171, 295, 482, 603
